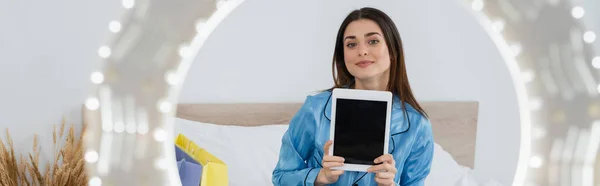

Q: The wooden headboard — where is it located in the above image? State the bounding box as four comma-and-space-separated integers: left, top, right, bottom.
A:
175, 101, 479, 168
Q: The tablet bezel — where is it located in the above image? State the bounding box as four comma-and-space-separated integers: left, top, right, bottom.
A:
328, 88, 392, 172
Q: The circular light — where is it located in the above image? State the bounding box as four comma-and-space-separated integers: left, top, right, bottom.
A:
85, 97, 100, 110
114, 122, 125, 133
122, 0, 135, 9
98, 46, 112, 58
583, 31, 596, 43
153, 128, 167, 142
492, 20, 505, 32
216, 0, 227, 10
109, 21, 122, 33
165, 71, 179, 85
522, 70, 535, 83
511, 44, 522, 56
572, 6, 585, 19
89, 177, 102, 186
91, 72, 105, 84
529, 156, 543, 168
471, 0, 484, 11
85, 151, 99, 163
591, 56, 600, 69
510, 44, 522, 56
102, 122, 113, 132
137, 124, 149, 135
529, 98, 543, 111
158, 100, 173, 113
154, 158, 167, 170
532, 127, 546, 139
195, 19, 207, 33
178, 45, 191, 58
126, 123, 137, 134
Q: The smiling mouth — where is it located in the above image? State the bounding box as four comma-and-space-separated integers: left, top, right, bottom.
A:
356, 60, 374, 68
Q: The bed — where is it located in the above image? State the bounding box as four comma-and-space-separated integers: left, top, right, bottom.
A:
173, 100, 505, 186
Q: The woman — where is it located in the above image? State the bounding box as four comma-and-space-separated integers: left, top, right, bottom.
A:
272, 7, 434, 186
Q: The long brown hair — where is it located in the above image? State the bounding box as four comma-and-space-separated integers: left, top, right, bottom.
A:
329, 7, 428, 118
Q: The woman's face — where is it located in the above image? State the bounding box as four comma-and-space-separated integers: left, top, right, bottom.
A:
342, 19, 391, 82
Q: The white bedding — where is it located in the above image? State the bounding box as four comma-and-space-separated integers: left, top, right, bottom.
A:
174, 118, 504, 186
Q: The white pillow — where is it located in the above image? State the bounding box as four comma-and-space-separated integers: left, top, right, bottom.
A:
424, 143, 465, 186
174, 118, 470, 186
174, 118, 288, 186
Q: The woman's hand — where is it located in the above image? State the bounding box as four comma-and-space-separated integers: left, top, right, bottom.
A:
367, 154, 397, 186
315, 140, 345, 186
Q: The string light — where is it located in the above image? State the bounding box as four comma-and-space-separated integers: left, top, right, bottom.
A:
89, 177, 102, 186
109, 21, 122, 33
91, 72, 105, 84
471, 0, 484, 11
529, 155, 543, 168
165, 71, 180, 85
522, 70, 535, 83
593, 56, 600, 69
532, 127, 547, 139
114, 121, 125, 133
492, 20, 505, 32
158, 100, 173, 113
195, 19, 207, 33
122, 0, 135, 9
584, 31, 596, 43
216, 0, 227, 10
511, 44, 522, 56
137, 124, 149, 134
85, 97, 100, 110
572, 6, 585, 19
85, 151, 99, 163
98, 46, 111, 58
529, 98, 544, 111
178, 44, 191, 58
154, 158, 168, 170
153, 128, 167, 142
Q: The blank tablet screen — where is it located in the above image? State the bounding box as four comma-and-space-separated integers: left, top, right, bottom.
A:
333, 98, 388, 165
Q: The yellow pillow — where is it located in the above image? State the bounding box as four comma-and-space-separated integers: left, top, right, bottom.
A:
175, 133, 228, 186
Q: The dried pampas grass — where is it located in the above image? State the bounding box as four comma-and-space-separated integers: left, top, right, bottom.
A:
0, 118, 88, 186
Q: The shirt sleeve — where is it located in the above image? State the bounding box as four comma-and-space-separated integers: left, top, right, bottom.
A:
272, 96, 322, 186
399, 115, 434, 186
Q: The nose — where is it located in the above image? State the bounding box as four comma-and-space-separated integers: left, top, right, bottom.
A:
358, 44, 368, 56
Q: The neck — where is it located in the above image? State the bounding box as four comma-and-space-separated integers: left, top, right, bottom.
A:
353, 74, 389, 91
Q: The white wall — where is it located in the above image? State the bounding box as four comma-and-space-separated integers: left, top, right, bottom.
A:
179, 0, 520, 184
0, 0, 121, 162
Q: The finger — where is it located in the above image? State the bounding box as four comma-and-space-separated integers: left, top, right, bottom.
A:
366, 164, 386, 173
330, 170, 344, 176
382, 163, 397, 173
322, 155, 345, 163
324, 140, 332, 155
322, 162, 344, 168
374, 154, 394, 164
367, 162, 396, 173
375, 177, 395, 185
376, 172, 395, 179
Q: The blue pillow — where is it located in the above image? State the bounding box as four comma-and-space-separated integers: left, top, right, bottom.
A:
175, 145, 203, 186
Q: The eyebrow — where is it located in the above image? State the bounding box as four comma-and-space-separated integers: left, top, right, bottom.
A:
344, 32, 382, 41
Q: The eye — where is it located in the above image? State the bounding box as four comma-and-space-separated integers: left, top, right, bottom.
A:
369, 39, 380, 45
346, 43, 357, 48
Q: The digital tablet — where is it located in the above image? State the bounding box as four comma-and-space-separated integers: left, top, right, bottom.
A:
329, 88, 392, 172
